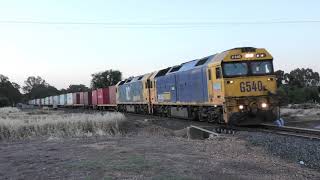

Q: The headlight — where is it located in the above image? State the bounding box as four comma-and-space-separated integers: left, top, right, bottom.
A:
239, 105, 244, 110
245, 53, 254, 58
261, 103, 268, 108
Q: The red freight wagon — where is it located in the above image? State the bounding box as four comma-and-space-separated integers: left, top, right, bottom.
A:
97, 88, 110, 105
92, 90, 98, 106
72, 92, 81, 105
84, 92, 92, 106
109, 86, 116, 105
79, 92, 85, 105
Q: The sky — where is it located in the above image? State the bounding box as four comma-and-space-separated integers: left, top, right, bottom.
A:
0, 0, 320, 90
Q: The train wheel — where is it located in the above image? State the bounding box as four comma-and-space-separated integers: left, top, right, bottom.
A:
198, 111, 205, 122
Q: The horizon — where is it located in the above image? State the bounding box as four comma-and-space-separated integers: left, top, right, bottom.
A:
1, 1, 320, 89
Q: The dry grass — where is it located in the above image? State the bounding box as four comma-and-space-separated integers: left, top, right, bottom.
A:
0, 107, 127, 140
0, 107, 21, 114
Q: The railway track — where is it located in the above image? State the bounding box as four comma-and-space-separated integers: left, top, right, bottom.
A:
124, 112, 320, 140
256, 124, 320, 140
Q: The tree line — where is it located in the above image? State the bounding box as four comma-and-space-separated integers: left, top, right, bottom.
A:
275, 68, 320, 104
0, 69, 122, 107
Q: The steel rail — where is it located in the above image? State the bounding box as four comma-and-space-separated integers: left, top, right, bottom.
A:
256, 124, 320, 140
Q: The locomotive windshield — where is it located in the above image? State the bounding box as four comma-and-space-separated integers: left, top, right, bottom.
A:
223, 62, 248, 77
250, 60, 273, 75
223, 60, 274, 77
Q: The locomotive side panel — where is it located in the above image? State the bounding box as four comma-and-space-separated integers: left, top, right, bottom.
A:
156, 74, 177, 103
176, 67, 208, 103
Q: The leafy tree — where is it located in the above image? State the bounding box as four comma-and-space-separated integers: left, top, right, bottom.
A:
277, 86, 289, 105
0, 74, 22, 106
287, 86, 306, 104
91, 69, 122, 89
275, 68, 320, 105
287, 68, 319, 88
0, 96, 10, 107
11, 82, 21, 90
23, 76, 59, 99
64, 84, 90, 93
60, 88, 67, 94
23, 76, 47, 93
275, 70, 285, 87
304, 87, 320, 102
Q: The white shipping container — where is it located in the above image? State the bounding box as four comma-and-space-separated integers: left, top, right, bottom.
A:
45, 97, 49, 105
53, 96, 59, 106
59, 94, 66, 106
49, 96, 54, 105
67, 93, 73, 105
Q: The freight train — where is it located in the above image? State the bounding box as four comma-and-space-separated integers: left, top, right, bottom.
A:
28, 47, 279, 126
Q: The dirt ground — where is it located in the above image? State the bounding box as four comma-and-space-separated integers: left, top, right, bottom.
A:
0, 113, 319, 180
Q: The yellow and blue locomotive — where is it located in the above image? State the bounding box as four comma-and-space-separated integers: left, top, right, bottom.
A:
116, 47, 279, 125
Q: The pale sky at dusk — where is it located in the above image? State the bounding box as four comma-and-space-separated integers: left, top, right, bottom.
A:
0, 0, 320, 90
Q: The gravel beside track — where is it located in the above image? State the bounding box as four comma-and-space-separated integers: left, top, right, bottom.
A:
244, 132, 320, 169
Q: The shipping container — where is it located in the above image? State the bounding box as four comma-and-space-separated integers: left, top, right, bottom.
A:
109, 86, 117, 105
29, 100, 33, 105
97, 88, 110, 105
49, 96, 54, 105
53, 96, 60, 106
79, 92, 85, 105
72, 92, 81, 105
59, 94, 66, 106
36, 99, 41, 106
45, 97, 49, 105
83, 92, 92, 106
92, 90, 98, 106
67, 93, 73, 105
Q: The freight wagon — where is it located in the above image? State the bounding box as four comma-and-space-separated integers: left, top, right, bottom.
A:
72, 92, 82, 106
59, 94, 67, 106
92, 90, 98, 107
96, 86, 117, 110
83, 92, 92, 107
66, 93, 73, 106
53, 95, 59, 107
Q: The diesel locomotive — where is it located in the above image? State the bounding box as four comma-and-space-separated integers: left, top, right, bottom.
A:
116, 47, 279, 125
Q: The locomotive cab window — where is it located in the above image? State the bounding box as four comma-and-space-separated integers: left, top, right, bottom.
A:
251, 60, 274, 75
223, 62, 248, 77
147, 80, 153, 88
216, 67, 222, 79
208, 69, 212, 80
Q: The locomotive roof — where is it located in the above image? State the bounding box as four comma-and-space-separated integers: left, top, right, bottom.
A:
209, 47, 273, 64
118, 47, 272, 83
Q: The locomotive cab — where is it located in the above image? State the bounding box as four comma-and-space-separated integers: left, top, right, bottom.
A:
208, 47, 279, 125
